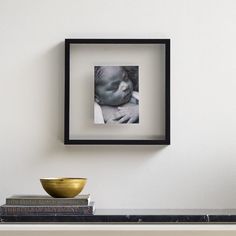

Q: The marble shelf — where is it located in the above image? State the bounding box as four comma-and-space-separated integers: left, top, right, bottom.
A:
1, 209, 236, 223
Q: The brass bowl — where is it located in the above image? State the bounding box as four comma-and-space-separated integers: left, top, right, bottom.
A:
40, 178, 87, 198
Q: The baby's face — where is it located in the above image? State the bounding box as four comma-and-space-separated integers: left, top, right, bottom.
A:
95, 67, 133, 106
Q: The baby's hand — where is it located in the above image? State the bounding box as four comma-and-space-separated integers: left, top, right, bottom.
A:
106, 105, 139, 124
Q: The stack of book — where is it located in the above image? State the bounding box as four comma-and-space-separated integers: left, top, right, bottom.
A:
0, 194, 95, 216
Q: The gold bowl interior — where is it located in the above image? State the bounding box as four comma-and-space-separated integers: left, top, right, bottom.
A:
40, 178, 87, 198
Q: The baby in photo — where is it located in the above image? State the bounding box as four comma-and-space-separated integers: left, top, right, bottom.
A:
94, 66, 139, 124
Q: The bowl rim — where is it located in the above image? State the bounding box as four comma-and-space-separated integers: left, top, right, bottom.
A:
40, 177, 87, 181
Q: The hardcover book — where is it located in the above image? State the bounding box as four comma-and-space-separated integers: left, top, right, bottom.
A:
0, 202, 95, 216
6, 194, 90, 206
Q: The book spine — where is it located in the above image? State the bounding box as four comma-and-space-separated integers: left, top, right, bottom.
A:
6, 199, 89, 206
0, 205, 94, 216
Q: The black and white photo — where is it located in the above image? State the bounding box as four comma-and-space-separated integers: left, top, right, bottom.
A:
94, 66, 139, 124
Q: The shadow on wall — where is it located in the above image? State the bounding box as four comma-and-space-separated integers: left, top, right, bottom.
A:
45, 41, 168, 158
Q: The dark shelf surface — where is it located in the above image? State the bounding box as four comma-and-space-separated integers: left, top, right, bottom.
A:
1, 209, 236, 223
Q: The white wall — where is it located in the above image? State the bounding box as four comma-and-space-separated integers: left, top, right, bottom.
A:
0, 0, 236, 209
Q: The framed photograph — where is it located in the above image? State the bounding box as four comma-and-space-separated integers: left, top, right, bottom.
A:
64, 39, 170, 145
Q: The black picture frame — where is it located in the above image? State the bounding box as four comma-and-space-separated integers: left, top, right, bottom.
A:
64, 39, 170, 145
